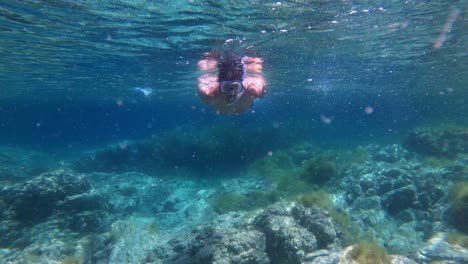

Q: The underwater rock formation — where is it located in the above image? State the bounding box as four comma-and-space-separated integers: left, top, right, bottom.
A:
0, 170, 102, 248
1, 141, 466, 264
404, 127, 468, 158
371, 144, 412, 163
299, 156, 338, 184
166, 224, 269, 264
311, 244, 417, 264
446, 181, 468, 234
416, 232, 468, 263
72, 124, 302, 175
1, 170, 90, 223
149, 202, 341, 264
255, 203, 341, 263
338, 144, 452, 255
0, 168, 228, 263
0, 147, 55, 183
142, 211, 266, 263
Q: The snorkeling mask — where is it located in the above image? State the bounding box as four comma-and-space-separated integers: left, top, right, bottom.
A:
219, 81, 244, 95
219, 81, 244, 105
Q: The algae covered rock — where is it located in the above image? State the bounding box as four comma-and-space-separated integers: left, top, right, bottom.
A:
372, 144, 411, 163
1, 170, 90, 222
382, 185, 417, 214
156, 223, 269, 264
447, 181, 468, 234
73, 124, 299, 175
311, 244, 417, 264
337, 144, 455, 256
150, 202, 341, 264
291, 205, 338, 249
254, 202, 341, 263
255, 204, 318, 263
416, 232, 468, 264
404, 127, 468, 158
299, 156, 338, 184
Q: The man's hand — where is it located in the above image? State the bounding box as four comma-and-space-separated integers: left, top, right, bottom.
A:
198, 58, 217, 71
243, 57, 263, 73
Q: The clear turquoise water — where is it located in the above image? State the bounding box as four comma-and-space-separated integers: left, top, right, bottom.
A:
0, 2, 467, 263
0, 0, 466, 149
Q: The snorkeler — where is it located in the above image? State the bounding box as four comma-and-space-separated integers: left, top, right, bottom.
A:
197, 50, 266, 115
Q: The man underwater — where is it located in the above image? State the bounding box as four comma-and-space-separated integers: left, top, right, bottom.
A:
197, 50, 266, 115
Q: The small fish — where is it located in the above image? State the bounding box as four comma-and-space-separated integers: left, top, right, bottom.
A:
133, 87, 153, 97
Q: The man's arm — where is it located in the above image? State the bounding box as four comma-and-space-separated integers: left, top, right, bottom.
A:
243, 56, 265, 97
198, 54, 220, 100
198, 58, 217, 71
243, 75, 266, 97
243, 57, 263, 73
198, 74, 219, 100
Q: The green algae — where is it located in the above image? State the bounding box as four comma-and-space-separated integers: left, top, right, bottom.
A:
299, 156, 338, 184
300, 190, 333, 209
348, 242, 391, 264
445, 232, 468, 248
299, 190, 359, 245
449, 181, 468, 234
213, 191, 280, 214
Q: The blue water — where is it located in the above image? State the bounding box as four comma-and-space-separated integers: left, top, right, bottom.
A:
0, 0, 466, 150
0, 1, 467, 263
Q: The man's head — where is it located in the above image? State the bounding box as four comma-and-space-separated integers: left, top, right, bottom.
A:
217, 51, 245, 104
218, 51, 244, 82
